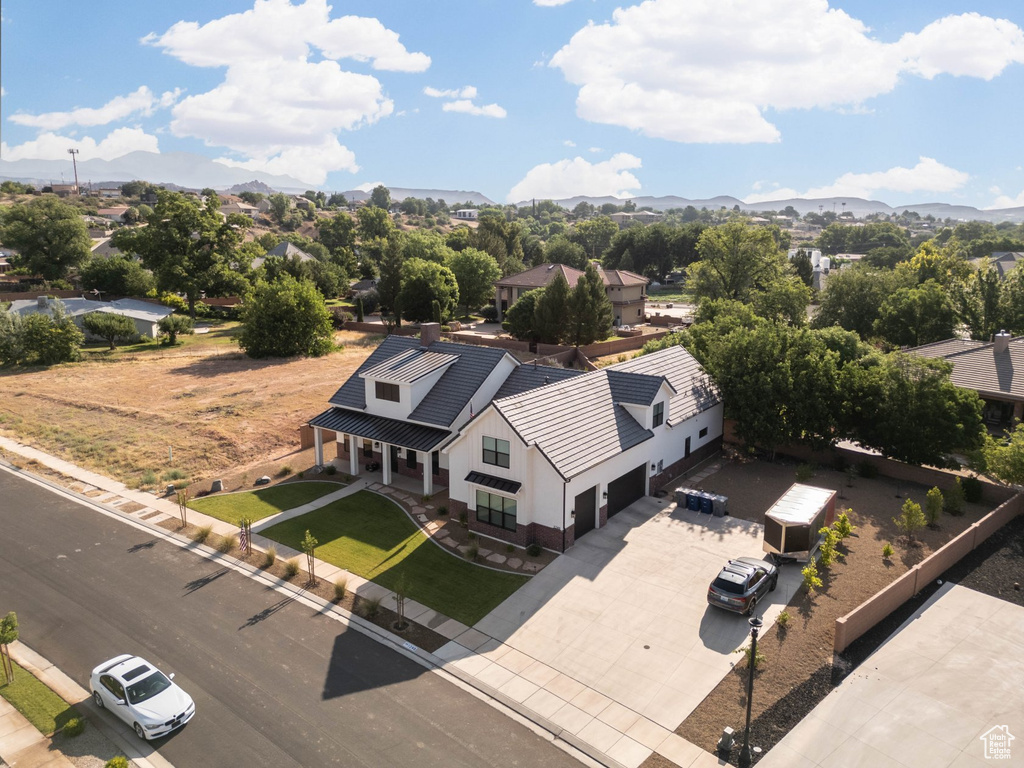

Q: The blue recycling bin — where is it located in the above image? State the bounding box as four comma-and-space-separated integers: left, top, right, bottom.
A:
686, 491, 701, 511
699, 493, 714, 514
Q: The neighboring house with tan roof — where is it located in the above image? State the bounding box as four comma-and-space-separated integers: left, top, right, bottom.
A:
97, 206, 130, 223
494, 262, 649, 326
218, 201, 259, 220
909, 331, 1024, 429
251, 241, 317, 270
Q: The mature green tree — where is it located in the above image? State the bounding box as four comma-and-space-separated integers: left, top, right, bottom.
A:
570, 216, 618, 261
874, 280, 956, 348
376, 236, 405, 322
268, 193, 290, 222
446, 226, 472, 253
315, 212, 357, 255
0, 197, 92, 280
533, 270, 570, 344
111, 191, 246, 317
0, 312, 25, 366
356, 205, 394, 243
503, 288, 543, 342
791, 249, 814, 286
752, 277, 812, 325
686, 221, 789, 305
327, 192, 348, 208
82, 312, 137, 350
544, 234, 588, 270
447, 247, 501, 317
398, 258, 459, 323
17, 303, 83, 365
238, 191, 264, 206
369, 185, 392, 210
839, 353, 984, 466
817, 221, 910, 255
949, 261, 1005, 341
813, 267, 914, 339
158, 314, 194, 345
566, 262, 614, 346
473, 215, 526, 276
982, 423, 1024, 485
238, 275, 333, 358
80, 255, 155, 297
401, 231, 454, 264
999, 265, 1024, 334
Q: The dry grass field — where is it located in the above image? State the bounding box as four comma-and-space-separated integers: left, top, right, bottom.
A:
0, 327, 382, 490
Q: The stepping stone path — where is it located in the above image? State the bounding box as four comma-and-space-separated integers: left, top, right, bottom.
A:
411, 506, 425, 514
486, 554, 506, 564
507, 558, 523, 569
522, 562, 542, 573
477, 548, 492, 558
443, 537, 459, 547
417, 514, 428, 522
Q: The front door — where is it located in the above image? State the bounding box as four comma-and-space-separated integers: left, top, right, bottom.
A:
574, 486, 597, 538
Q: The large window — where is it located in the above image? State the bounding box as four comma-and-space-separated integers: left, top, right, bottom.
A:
482, 436, 510, 468
653, 401, 664, 428
375, 381, 399, 402
476, 490, 517, 531
699, 426, 708, 438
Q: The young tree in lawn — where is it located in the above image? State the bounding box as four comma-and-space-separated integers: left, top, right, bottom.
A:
566, 262, 613, 346
894, 499, 926, 545
301, 530, 319, 587
82, 312, 137, 350
158, 314, 195, 345
447, 247, 500, 318
398, 258, 459, 324
925, 487, 944, 526
533, 270, 570, 344
0, 197, 92, 281
238, 275, 334, 358
0, 611, 17, 683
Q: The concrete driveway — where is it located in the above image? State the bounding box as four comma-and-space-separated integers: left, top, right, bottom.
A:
759, 582, 1024, 768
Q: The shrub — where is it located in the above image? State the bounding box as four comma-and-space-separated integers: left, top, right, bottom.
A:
458, 510, 468, 527
325, 465, 337, 475
262, 546, 277, 568
925, 487, 943, 526
795, 463, 814, 482
944, 479, 965, 516
278, 465, 293, 477
62, 717, 85, 737
465, 543, 479, 561
856, 461, 878, 479
468, 532, 476, 541
163, 468, 187, 481
356, 596, 381, 619
334, 577, 348, 602
479, 305, 499, 322
894, 499, 926, 543
961, 476, 983, 503
882, 542, 894, 558
105, 758, 130, 768
735, 643, 766, 669
526, 543, 542, 557
283, 558, 300, 579
801, 560, 822, 593
833, 512, 856, 539
506, 544, 515, 554
140, 469, 157, 486
216, 535, 236, 553
818, 526, 841, 568
192, 525, 213, 544
437, 505, 448, 516
777, 610, 790, 628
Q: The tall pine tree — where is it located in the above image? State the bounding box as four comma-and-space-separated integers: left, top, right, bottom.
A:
534, 271, 570, 344
568, 263, 613, 346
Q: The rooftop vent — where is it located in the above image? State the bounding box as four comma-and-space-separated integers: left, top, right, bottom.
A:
994, 330, 1011, 353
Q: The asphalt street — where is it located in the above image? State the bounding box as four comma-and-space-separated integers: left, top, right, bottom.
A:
0, 467, 582, 767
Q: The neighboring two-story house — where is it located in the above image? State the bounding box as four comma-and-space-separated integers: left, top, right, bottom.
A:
494, 262, 649, 327
306, 325, 723, 552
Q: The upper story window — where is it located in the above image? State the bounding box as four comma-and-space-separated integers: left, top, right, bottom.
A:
483, 436, 510, 468
375, 381, 399, 402
653, 401, 664, 428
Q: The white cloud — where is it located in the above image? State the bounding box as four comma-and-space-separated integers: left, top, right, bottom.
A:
507, 153, 642, 202
744, 157, 969, 203
990, 190, 1024, 209
442, 100, 507, 118
139, 0, 428, 181
355, 181, 386, 192
424, 86, 477, 99
9, 86, 181, 130
550, 1, 1024, 143
588, 147, 601, 153
563, 140, 576, 147
0, 128, 160, 161
534, 0, 574, 5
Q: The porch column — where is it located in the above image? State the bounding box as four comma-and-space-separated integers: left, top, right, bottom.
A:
349, 434, 359, 476
382, 443, 392, 486
313, 427, 324, 468
495, 286, 503, 321
422, 458, 433, 497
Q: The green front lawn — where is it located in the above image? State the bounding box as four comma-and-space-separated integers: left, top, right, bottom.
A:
260, 490, 528, 626
0, 660, 80, 735
189, 482, 339, 523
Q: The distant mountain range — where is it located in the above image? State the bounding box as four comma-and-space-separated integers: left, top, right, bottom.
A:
2, 150, 1022, 223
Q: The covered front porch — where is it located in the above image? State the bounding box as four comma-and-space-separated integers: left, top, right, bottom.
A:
308, 408, 450, 497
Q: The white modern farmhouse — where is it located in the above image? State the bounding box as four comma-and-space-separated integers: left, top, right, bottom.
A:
308, 324, 723, 551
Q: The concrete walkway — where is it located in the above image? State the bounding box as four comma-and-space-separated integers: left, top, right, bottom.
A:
759, 582, 1024, 768
0, 693, 76, 768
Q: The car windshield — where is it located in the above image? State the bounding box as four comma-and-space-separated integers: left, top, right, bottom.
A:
126, 671, 172, 704
712, 576, 745, 594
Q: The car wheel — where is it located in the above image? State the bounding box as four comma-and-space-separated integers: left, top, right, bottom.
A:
746, 597, 757, 616
770, 575, 778, 592
134, 722, 147, 740
92, 690, 103, 708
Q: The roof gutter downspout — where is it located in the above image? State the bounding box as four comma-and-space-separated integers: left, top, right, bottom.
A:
561, 484, 567, 552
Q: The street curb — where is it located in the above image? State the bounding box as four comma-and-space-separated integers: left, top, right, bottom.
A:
1, 458, 620, 768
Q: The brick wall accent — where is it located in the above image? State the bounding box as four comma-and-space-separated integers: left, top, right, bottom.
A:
464, 507, 569, 551
833, 492, 1024, 653
599, 504, 608, 527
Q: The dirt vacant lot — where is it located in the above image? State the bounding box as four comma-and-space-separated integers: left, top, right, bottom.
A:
0, 329, 382, 490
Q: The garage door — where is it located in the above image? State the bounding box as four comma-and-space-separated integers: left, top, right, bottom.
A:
574, 485, 597, 539
607, 463, 646, 517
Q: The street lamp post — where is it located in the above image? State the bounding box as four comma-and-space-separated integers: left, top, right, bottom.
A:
738, 616, 763, 768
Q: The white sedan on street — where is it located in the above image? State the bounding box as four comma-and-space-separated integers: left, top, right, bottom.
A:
90, 654, 195, 740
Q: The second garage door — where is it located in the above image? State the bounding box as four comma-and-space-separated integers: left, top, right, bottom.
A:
607, 463, 646, 517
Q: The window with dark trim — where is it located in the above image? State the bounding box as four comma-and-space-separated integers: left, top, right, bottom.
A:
653, 401, 664, 428
363, 439, 373, 457
699, 426, 708, 438
476, 490, 517, 531
407, 449, 416, 468
482, 436, 510, 468
374, 381, 399, 402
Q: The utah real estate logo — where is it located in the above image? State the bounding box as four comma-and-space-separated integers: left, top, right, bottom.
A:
980, 725, 1014, 760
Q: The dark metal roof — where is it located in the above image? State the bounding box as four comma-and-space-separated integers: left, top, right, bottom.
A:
328, 336, 421, 410
362, 347, 458, 383
465, 471, 522, 495
607, 345, 720, 423
493, 364, 585, 400
606, 369, 668, 406
308, 408, 451, 452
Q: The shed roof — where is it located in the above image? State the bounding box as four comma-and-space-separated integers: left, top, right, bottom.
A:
308, 408, 450, 452
765, 484, 836, 526
606, 345, 719, 422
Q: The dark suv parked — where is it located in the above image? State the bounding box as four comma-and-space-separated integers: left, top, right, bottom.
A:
707, 557, 778, 615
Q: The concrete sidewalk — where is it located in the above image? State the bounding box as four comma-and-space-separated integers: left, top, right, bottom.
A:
0, 694, 75, 768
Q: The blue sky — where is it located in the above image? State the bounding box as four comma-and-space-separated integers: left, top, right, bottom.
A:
2, 0, 1023, 207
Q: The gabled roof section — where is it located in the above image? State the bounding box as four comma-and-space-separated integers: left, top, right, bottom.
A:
493, 363, 585, 400
606, 369, 669, 406
910, 336, 1024, 402
607, 346, 720, 423
909, 338, 986, 359
361, 347, 458, 383
598, 266, 648, 286
326, 335, 512, 427
495, 263, 583, 289
494, 370, 653, 479
267, 241, 316, 261
309, 408, 450, 452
